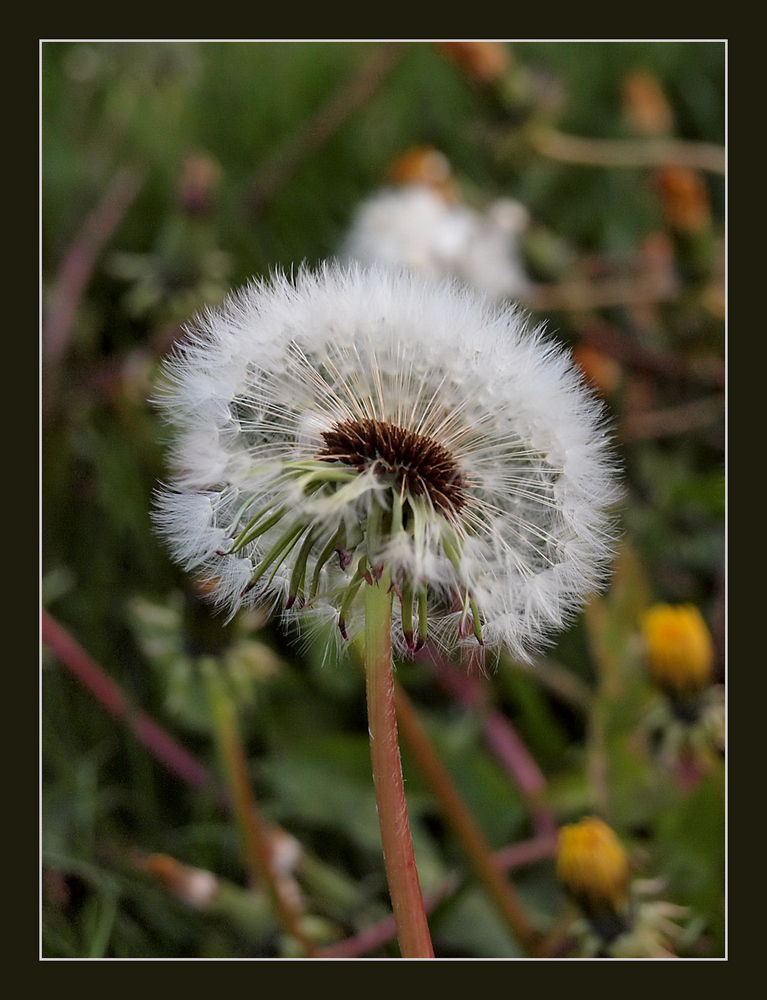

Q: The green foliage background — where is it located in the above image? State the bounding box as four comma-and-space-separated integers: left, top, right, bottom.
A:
42, 41, 725, 959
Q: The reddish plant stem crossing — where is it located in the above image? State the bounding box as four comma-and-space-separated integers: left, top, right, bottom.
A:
393, 681, 541, 955
41, 609, 218, 799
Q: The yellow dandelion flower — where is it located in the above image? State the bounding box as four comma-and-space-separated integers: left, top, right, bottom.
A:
642, 604, 714, 699
557, 817, 630, 912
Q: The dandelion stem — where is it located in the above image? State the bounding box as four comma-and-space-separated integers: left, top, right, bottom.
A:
364, 568, 434, 958
392, 681, 541, 956
203, 662, 316, 957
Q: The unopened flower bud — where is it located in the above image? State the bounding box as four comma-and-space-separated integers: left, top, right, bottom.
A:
622, 70, 674, 136
387, 146, 456, 203
642, 604, 714, 700
557, 817, 630, 915
436, 41, 512, 85
656, 167, 712, 234
572, 344, 622, 397
179, 153, 221, 217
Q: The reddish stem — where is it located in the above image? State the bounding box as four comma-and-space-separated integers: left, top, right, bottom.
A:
41, 609, 220, 801
43, 166, 144, 366
364, 575, 433, 958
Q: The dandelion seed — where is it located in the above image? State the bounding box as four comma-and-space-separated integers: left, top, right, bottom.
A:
153, 263, 620, 662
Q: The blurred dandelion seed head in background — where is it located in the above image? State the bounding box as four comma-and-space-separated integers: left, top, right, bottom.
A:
153, 263, 620, 660
341, 184, 532, 303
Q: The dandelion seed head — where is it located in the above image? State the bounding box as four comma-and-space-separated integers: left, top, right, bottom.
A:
153, 263, 620, 659
340, 185, 531, 302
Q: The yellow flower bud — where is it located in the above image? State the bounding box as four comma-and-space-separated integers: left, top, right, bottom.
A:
557, 817, 630, 912
642, 604, 714, 698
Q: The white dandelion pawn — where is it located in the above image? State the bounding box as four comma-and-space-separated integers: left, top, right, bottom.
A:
340, 183, 532, 302
153, 263, 620, 661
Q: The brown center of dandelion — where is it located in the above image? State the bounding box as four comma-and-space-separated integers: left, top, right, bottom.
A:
317, 417, 466, 516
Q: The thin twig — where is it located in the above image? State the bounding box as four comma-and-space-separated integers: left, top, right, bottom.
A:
621, 394, 725, 442
572, 317, 725, 390
248, 43, 407, 213
43, 165, 145, 366
528, 127, 725, 176
321, 877, 458, 961
524, 274, 679, 314
493, 834, 558, 872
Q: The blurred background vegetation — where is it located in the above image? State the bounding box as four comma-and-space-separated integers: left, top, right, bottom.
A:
41, 40, 725, 959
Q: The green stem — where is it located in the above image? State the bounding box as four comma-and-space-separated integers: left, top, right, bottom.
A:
364, 570, 434, 958
204, 662, 316, 957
